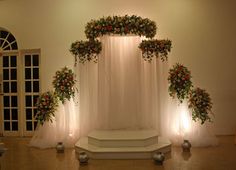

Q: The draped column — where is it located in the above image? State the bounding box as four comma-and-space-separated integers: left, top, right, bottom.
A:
77, 35, 160, 134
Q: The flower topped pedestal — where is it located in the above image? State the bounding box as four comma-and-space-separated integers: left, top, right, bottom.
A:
52, 67, 76, 103
139, 39, 172, 62
35, 91, 58, 125
70, 40, 102, 64
168, 63, 193, 103
188, 88, 213, 124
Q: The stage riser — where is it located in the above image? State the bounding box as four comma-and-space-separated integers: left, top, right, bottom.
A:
75, 145, 171, 159
88, 136, 158, 147
76, 149, 171, 159
75, 130, 171, 160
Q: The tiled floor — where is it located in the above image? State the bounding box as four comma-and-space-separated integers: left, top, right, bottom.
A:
0, 136, 236, 170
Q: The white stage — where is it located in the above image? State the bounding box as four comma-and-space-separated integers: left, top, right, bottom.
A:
75, 130, 171, 159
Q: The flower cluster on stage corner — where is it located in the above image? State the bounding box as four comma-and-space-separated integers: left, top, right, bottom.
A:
53, 67, 76, 103
139, 39, 172, 62
35, 91, 58, 125
168, 63, 193, 103
70, 40, 102, 64
188, 88, 213, 124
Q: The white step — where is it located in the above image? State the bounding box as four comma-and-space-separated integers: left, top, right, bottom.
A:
75, 130, 171, 159
88, 130, 158, 147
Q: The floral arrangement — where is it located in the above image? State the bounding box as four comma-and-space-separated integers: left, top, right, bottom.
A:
35, 91, 58, 125
139, 39, 172, 61
168, 63, 193, 103
52, 67, 76, 103
188, 88, 213, 124
70, 40, 102, 64
85, 15, 157, 40
70, 15, 173, 63
168, 63, 214, 125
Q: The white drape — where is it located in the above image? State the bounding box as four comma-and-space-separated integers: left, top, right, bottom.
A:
29, 100, 80, 148
77, 36, 159, 134
30, 35, 217, 148
77, 35, 218, 146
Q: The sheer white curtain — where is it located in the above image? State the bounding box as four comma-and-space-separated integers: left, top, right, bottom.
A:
29, 100, 80, 149
77, 35, 218, 146
31, 35, 217, 148
77, 36, 159, 135
75, 61, 98, 137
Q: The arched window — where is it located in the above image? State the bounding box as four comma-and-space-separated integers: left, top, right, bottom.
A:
0, 29, 18, 50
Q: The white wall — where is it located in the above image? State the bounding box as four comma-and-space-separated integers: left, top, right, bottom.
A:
0, 0, 235, 134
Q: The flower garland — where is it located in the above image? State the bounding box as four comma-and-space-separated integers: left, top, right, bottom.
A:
70, 40, 102, 64
52, 67, 76, 103
139, 39, 172, 61
168, 63, 193, 103
85, 15, 157, 40
188, 88, 213, 124
35, 91, 58, 125
70, 15, 172, 63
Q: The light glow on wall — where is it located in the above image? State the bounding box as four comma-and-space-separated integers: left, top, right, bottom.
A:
180, 107, 190, 134
172, 102, 191, 138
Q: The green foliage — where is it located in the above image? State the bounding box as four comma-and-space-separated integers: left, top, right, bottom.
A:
139, 39, 172, 62
52, 67, 76, 103
168, 63, 214, 125
168, 63, 193, 103
70, 40, 102, 64
85, 15, 157, 40
188, 88, 213, 124
35, 91, 59, 125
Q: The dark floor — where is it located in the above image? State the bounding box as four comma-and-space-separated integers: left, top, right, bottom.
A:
0, 136, 236, 170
